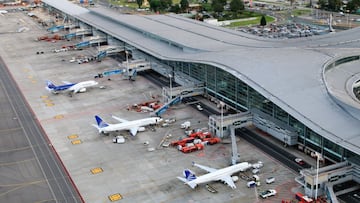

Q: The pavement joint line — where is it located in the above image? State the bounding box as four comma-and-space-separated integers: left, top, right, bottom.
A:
0, 127, 22, 133
0, 158, 36, 166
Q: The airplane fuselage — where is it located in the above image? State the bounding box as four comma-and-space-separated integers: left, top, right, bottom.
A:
100, 117, 160, 134
68, 80, 98, 93
189, 162, 251, 186
47, 83, 75, 93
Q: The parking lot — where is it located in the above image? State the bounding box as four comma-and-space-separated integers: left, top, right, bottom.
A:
0, 9, 301, 203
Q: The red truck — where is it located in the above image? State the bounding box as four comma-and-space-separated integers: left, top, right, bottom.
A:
170, 137, 195, 147
203, 137, 221, 145
179, 143, 204, 153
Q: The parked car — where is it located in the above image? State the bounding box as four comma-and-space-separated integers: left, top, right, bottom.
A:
259, 189, 277, 198
252, 168, 260, 174
252, 161, 264, 169
295, 158, 305, 165
266, 177, 275, 184
247, 180, 256, 188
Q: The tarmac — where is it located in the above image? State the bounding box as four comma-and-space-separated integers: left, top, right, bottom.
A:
0, 8, 309, 203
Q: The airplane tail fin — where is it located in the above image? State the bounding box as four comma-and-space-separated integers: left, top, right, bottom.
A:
177, 169, 197, 189
46, 80, 56, 89
95, 115, 109, 128
184, 169, 197, 181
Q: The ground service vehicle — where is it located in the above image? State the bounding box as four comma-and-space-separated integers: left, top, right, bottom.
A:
295, 158, 305, 165
266, 177, 275, 184
171, 137, 195, 147
259, 189, 277, 198
179, 143, 204, 153
247, 181, 256, 188
203, 137, 221, 145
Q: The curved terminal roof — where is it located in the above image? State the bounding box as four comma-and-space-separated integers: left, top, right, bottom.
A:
42, 0, 360, 155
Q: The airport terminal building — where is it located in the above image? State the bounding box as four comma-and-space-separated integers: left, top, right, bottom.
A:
41, 0, 360, 163
41, 0, 360, 197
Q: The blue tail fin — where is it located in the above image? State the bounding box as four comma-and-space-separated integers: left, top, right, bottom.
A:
183, 169, 197, 181
46, 80, 56, 89
95, 115, 109, 128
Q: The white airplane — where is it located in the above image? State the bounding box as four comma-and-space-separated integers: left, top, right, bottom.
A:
92, 115, 161, 136
68, 80, 98, 95
46, 80, 98, 95
177, 162, 252, 189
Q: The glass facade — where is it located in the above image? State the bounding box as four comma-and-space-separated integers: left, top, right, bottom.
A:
153, 58, 356, 163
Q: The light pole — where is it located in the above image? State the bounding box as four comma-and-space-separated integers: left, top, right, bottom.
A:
125, 50, 129, 77
220, 101, 225, 138
315, 152, 322, 200
168, 74, 172, 101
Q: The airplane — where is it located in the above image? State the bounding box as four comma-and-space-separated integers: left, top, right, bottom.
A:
92, 115, 161, 136
46, 80, 98, 95
46, 80, 75, 94
177, 162, 252, 189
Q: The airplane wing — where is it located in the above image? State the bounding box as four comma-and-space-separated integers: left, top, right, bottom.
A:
111, 115, 128, 123
193, 163, 217, 173
129, 127, 139, 136
219, 175, 236, 189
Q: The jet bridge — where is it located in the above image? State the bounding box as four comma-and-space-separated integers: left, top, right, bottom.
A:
162, 84, 204, 103
65, 29, 91, 40
96, 46, 125, 61
75, 36, 106, 49
208, 111, 252, 138
99, 59, 150, 80
97, 45, 125, 55
208, 112, 252, 165
152, 96, 182, 117
47, 25, 64, 33
251, 108, 298, 146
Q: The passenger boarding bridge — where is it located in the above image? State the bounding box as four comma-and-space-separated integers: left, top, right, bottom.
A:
296, 159, 360, 202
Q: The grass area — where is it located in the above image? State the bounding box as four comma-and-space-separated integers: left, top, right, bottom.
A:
291, 9, 311, 16
109, 0, 141, 9
228, 16, 275, 27
107, 0, 275, 27
278, 8, 311, 17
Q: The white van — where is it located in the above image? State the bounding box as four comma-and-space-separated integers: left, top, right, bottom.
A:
266, 177, 275, 184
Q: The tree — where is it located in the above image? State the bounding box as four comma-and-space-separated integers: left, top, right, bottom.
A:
149, 0, 161, 12
328, 0, 342, 11
318, 0, 327, 9
136, 0, 144, 8
170, 4, 181, 13
347, 0, 360, 12
212, 0, 225, 14
230, 0, 244, 12
260, 15, 267, 26
149, 0, 172, 12
180, 0, 189, 12
160, 0, 172, 10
